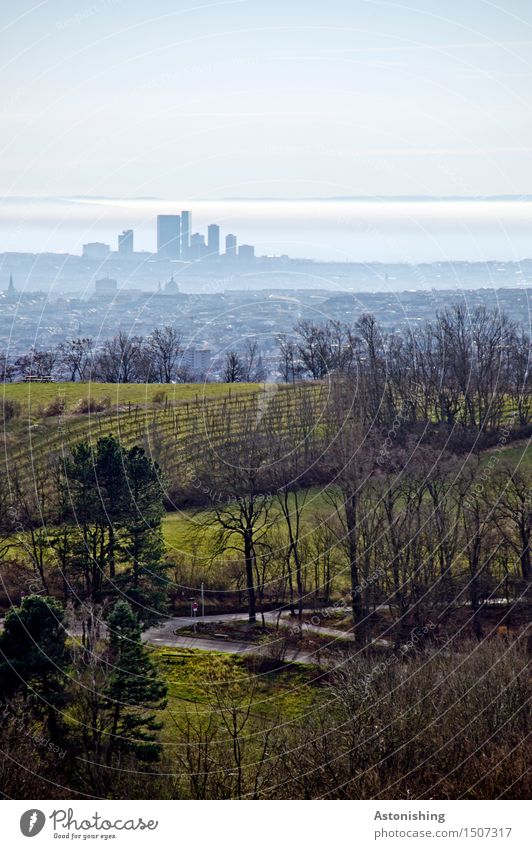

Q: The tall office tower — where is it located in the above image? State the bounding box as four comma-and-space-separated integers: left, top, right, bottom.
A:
180, 210, 191, 259
157, 215, 181, 259
190, 232, 206, 260
225, 233, 237, 257
118, 229, 134, 255
207, 224, 220, 257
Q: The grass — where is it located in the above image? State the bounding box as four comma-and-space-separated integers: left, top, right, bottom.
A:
152, 646, 318, 731
2, 381, 262, 417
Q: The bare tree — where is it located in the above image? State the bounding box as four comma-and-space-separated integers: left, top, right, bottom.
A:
193, 404, 274, 622
222, 350, 244, 383
58, 338, 94, 382
146, 326, 183, 383
15, 348, 57, 380
242, 340, 266, 382
94, 332, 144, 383
492, 463, 531, 582
276, 334, 302, 383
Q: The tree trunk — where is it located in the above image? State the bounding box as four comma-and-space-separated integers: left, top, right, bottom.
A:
344, 490, 366, 648
243, 531, 256, 623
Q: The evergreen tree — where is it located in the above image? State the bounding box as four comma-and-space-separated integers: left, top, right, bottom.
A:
94, 435, 128, 579
60, 440, 106, 601
104, 601, 167, 764
0, 595, 69, 740
120, 446, 168, 623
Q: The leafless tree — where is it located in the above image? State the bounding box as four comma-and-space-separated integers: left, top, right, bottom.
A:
146, 326, 183, 383
222, 350, 244, 383
93, 332, 144, 383
492, 463, 531, 582
58, 338, 94, 382
276, 334, 302, 383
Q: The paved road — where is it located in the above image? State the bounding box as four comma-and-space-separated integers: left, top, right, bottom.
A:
1, 609, 388, 663
142, 609, 387, 663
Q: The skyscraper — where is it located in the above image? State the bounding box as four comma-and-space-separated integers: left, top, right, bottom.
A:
180, 210, 191, 259
157, 215, 181, 259
118, 229, 134, 255
225, 233, 237, 257
207, 224, 220, 258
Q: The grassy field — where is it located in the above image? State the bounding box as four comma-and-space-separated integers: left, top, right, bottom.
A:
2, 381, 262, 416
152, 646, 317, 729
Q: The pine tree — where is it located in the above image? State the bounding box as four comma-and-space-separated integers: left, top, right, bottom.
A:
0, 595, 69, 740
120, 446, 168, 623
104, 601, 167, 764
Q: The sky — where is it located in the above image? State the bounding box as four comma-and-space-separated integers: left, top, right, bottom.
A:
0, 1, 532, 260
1, 0, 532, 199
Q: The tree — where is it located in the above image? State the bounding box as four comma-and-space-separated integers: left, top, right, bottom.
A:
15, 347, 57, 380
324, 399, 377, 648
295, 319, 356, 380
60, 440, 108, 603
0, 595, 69, 740
58, 337, 94, 381
242, 340, 266, 382
146, 326, 183, 383
270, 394, 320, 618
222, 350, 244, 383
120, 446, 167, 623
195, 404, 274, 622
0, 351, 16, 382
94, 332, 144, 383
103, 601, 167, 764
492, 463, 531, 582
94, 435, 128, 579
276, 334, 302, 383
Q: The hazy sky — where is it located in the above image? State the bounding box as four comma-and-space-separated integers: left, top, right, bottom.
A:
1, 0, 532, 200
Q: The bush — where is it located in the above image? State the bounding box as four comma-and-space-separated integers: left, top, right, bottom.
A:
1, 399, 21, 423
72, 395, 111, 414
39, 396, 66, 417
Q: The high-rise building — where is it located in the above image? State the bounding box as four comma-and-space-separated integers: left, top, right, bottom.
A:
180, 210, 191, 259
157, 215, 181, 259
118, 229, 134, 255
238, 244, 255, 262
83, 242, 110, 260
190, 232, 206, 261
207, 224, 220, 258
184, 347, 211, 372
225, 233, 237, 257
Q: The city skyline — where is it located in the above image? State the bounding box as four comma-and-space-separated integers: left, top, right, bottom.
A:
1, 195, 532, 263
84, 209, 257, 262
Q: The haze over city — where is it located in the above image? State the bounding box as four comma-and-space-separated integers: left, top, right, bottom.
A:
2, 1, 532, 262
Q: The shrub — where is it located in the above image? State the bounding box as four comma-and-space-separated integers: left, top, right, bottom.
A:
40, 396, 66, 417
1, 399, 21, 423
72, 395, 111, 414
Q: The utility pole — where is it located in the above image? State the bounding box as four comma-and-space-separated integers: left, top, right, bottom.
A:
201, 582, 205, 618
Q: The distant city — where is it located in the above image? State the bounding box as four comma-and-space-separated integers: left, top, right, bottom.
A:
83, 209, 261, 265
1, 206, 531, 379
